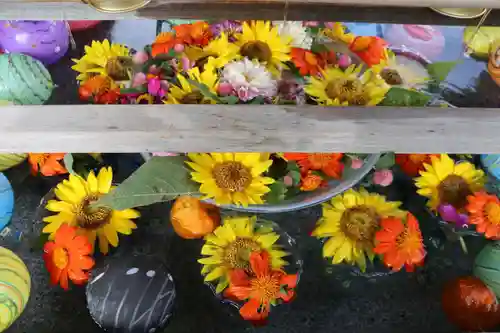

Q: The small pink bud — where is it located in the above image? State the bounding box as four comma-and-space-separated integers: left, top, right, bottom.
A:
132, 51, 149, 65
338, 54, 352, 68
181, 56, 192, 71
283, 175, 294, 187
132, 72, 147, 87
373, 169, 394, 187
218, 82, 233, 96
174, 43, 185, 53
350, 158, 363, 169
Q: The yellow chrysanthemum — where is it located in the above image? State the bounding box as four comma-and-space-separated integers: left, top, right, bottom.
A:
183, 32, 239, 70
312, 188, 404, 271
321, 22, 355, 45
165, 66, 219, 104
415, 154, 485, 211
372, 50, 429, 89
72, 39, 130, 83
43, 167, 140, 255
233, 21, 291, 77
186, 153, 274, 206
305, 65, 389, 106
199, 216, 288, 293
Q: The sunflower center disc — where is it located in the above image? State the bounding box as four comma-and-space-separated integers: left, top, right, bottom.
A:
325, 79, 366, 105
380, 68, 403, 85
438, 174, 471, 209
485, 202, 500, 225
341, 206, 380, 243
212, 161, 252, 192
105, 56, 131, 81
223, 238, 261, 270
76, 194, 112, 230
180, 91, 205, 104
240, 41, 272, 63
251, 275, 281, 300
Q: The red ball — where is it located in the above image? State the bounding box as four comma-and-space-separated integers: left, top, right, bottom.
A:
442, 276, 500, 332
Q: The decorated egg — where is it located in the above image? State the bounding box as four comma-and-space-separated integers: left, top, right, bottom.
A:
0, 173, 14, 232
67, 20, 101, 31
0, 54, 54, 104
171, 196, 220, 239
488, 40, 500, 87
383, 25, 445, 60
0, 247, 31, 332
464, 27, 500, 58
0, 20, 69, 65
0, 154, 26, 171
481, 154, 500, 180
86, 254, 176, 333
442, 276, 500, 332
474, 241, 500, 298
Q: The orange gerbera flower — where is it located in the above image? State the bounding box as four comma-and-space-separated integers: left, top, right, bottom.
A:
466, 192, 500, 239
174, 21, 212, 47
284, 153, 344, 178
349, 36, 388, 67
374, 213, 426, 272
290, 47, 336, 76
43, 224, 95, 290
28, 153, 67, 176
151, 32, 176, 57
300, 171, 324, 191
395, 154, 439, 177
224, 251, 297, 322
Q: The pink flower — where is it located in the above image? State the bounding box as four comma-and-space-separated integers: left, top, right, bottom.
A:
181, 56, 192, 71
147, 77, 169, 97
373, 169, 393, 187
174, 44, 185, 53
132, 51, 149, 65
132, 72, 147, 88
338, 54, 352, 68
218, 82, 233, 96
235, 86, 259, 102
350, 158, 363, 169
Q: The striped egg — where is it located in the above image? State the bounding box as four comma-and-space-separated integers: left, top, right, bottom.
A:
0, 53, 54, 105
0, 247, 30, 332
0, 154, 27, 172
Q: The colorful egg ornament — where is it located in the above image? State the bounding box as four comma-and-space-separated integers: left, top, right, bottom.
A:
0, 53, 54, 105
383, 25, 445, 60
0, 247, 31, 332
0, 20, 69, 65
474, 241, 500, 299
488, 40, 500, 87
86, 254, 176, 333
0, 154, 27, 172
0, 173, 14, 232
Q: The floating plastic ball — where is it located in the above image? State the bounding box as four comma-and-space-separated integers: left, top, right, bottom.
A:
0, 20, 69, 65
0, 247, 31, 332
0, 53, 54, 105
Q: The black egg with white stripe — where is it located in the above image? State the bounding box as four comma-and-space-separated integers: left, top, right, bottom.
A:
86, 255, 176, 333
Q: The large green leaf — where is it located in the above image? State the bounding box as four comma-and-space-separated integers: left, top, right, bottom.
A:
427, 61, 459, 84
380, 87, 432, 107
63, 153, 76, 175
93, 156, 200, 210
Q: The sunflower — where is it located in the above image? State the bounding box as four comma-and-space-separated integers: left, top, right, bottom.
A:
233, 21, 291, 77
165, 66, 219, 104
72, 40, 131, 83
198, 216, 289, 293
466, 192, 500, 239
312, 188, 404, 271
415, 154, 485, 212
373, 213, 426, 272
304, 65, 389, 106
42, 167, 140, 255
186, 153, 275, 206
372, 50, 429, 89
183, 32, 239, 70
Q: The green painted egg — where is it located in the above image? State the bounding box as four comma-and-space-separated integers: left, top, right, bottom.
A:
474, 241, 500, 299
0, 247, 30, 332
0, 154, 26, 172
0, 53, 54, 105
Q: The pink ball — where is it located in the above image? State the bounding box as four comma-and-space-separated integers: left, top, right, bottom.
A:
68, 21, 101, 31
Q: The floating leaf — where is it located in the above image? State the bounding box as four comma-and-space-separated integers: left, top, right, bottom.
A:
380, 87, 432, 107
265, 180, 288, 203
427, 61, 459, 84
375, 152, 395, 170
93, 156, 200, 210
63, 153, 76, 175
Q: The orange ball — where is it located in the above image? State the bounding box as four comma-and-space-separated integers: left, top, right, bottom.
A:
170, 196, 220, 239
442, 276, 500, 332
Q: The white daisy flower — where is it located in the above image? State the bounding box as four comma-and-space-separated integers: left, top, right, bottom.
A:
273, 21, 313, 49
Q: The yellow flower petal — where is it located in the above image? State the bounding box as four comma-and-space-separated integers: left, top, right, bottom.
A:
87, 171, 98, 193
97, 167, 113, 194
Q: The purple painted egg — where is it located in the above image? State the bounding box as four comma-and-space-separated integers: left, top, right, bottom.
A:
0, 20, 69, 65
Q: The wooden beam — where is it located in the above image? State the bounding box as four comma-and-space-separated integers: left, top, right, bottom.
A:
0, 104, 498, 153
0, 0, 499, 25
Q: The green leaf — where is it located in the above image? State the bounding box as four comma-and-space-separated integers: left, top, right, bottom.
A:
249, 96, 265, 104
375, 152, 395, 170
380, 87, 432, 107
265, 180, 288, 203
120, 87, 147, 95
310, 43, 329, 54
218, 96, 239, 105
427, 61, 459, 84
93, 156, 200, 210
63, 153, 76, 175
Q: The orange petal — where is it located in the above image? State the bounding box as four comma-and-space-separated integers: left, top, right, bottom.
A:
59, 269, 70, 290
280, 273, 297, 289
224, 285, 252, 301
229, 269, 250, 286
240, 298, 265, 321
249, 251, 269, 277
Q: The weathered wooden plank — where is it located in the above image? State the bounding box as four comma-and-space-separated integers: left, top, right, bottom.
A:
0, 104, 498, 153
0, 0, 498, 25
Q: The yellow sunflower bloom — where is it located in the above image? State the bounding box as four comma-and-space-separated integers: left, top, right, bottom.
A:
183, 32, 239, 70
43, 167, 140, 255
186, 153, 274, 206
72, 39, 130, 83
372, 50, 429, 89
415, 154, 485, 211
165, 66, 219, 104
233, 21, 291, 77
322, 22, 355, 45
305, 64, 389, 106
199, 216, 288, 293
312, 188, 404, 271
